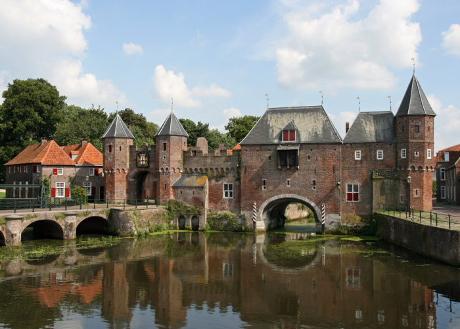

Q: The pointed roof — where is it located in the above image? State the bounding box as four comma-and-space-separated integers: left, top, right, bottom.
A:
156, 112, 189, 137
102, 114, 135, 139
6, 140, 75, 166
240, 106, 342, 145
396, 75, 436, 117
343, 111, 395, 143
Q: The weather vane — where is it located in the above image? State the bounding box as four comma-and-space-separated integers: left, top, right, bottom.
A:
319, 91, 324, 106
115, 100, 119, 114
411, 57, 416, 75
387, 96, 392, 111
171, 97, 174, 113
356, 96, 361, 112
265, 93, 269, 109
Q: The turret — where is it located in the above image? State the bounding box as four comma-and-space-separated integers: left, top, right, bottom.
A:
395, 75, 436, 211
102, 114, 135, 201
155, 113, 188, 204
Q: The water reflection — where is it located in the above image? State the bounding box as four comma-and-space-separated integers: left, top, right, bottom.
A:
0, 232, 458, 329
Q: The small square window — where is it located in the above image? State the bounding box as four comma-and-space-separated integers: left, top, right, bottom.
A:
223, 183, 234, 199
163, 142, 167, 151
414, 125, 420, 133
89, 168, 95, 176
376, 150, 383, 160
414, 151, 419, 158
427, 149, 432, 159
413, 188, 420, 198
401, 148, 407, 159
262, 179, 267, 190
287, 179, 291, 187
83, 182, 92, 196
354, 150, 362, 160
346, 183, 359, 202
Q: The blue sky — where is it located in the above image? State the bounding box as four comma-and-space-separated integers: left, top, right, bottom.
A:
1, 0, 460, 149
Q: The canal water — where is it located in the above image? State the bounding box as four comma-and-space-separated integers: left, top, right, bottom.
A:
0, 232, 458, 329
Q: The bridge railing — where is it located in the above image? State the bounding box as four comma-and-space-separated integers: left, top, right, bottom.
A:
377, 209, 460, 231
0, 198, 158, 214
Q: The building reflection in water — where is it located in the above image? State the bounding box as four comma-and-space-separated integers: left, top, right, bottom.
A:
0, 232, 458, 329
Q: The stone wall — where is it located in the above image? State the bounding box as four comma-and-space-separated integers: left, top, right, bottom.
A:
376, 214, 460, 266
109, 207, 169, 236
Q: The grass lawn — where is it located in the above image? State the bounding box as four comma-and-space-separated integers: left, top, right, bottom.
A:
0, 189, 5, 198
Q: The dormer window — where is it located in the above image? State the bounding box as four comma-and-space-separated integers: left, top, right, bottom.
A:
282, 129, 296, 142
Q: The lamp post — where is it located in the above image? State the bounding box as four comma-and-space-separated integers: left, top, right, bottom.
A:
406, 175, 412, 214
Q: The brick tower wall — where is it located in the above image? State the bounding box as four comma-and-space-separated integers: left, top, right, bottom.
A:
104, 137, 133, 201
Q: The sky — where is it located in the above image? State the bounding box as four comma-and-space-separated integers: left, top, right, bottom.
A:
0, 0, 460, 150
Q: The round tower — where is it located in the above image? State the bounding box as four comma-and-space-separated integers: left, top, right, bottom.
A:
395, 75, 436, 211
102, 114, 135, 201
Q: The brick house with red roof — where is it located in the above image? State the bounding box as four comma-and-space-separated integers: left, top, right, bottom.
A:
435, 144, 460, 204
5, 139, 104, 201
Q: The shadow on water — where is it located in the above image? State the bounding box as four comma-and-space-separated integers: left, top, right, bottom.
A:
0, 231, 458, 329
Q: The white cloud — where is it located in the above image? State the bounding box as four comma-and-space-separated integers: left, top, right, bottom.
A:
330, 111, 357, 138
223, 107, 242, 119
428, 95, 460, 151
153, 65, 231, 108
275, 0, 421, 91
0, 0, 126, 108
442, 24, 460, 56
122, 42, 143, 55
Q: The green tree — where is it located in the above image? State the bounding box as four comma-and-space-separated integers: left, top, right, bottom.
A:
179, 118, 235, 149
108, 108, 158, 146
55, 105, 108, 150
0, 79, 65, 182
225, 115, 259, 143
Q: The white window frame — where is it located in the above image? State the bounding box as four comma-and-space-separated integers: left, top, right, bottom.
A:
223, 183, 234, 199
56, 182, 65, 198
414, 151, 419, 158
57, 168, 64, 176
354, 150, 362, 161
444, 152, 450, 162
83, 181, 92, 196
440, 186, 446, 199
413, 188, 420, 198
401, 148, 407, 159
440, 168, 446, 181
89, 168, 95, 176
262, 179, 267, 190
376, 149, 384, 160
427, 148, 432, 160
346, 183, 360, 202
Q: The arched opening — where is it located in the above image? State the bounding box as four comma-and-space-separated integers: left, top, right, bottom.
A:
21, 220, 64, 241
191, 216, 200, 231
130, 171, 157, 202
0, 231, 5, 246
76, 216, 110, 237
260, 195, 320, 232
178, 215, 186, 230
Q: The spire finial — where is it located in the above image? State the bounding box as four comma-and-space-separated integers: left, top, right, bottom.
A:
115, 100, 119, 114
387, 95, 392, 111
265, 93, 269, 109
356, 96, 361, 112
171, 97, 174, 113
411, 57, 416, 75
319, 90, 324, 106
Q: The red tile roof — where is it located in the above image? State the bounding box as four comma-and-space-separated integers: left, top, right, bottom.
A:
6, 140, 75, 166
439, 144, 460, 152
62, 141, 102, 166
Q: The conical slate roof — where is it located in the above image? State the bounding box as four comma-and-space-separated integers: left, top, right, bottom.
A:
156, 112, 189, 137
102, 114, 135, 139
396, 75, 436, 117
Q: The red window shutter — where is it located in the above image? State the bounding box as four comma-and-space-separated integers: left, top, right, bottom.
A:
283, 130, 289, 141
289, 130, 296, 141
353, 193, 359, 202
53, 168, 57, 175
65, 188, 70, 198
51, 188, 56, 197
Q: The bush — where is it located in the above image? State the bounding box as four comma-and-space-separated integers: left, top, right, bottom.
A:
207, 211, 243, 232
71, 185, 87, 204
165, 200, 200, 221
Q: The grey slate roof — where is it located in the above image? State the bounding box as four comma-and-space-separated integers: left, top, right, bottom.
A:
240, 106, 342, 145
396, 75, 436, 117
156, 112, 189, 137
102, 114, 135, 139
343, 111, 395, 143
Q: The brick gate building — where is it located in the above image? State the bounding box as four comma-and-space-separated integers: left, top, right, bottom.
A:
102, 74, 436, 230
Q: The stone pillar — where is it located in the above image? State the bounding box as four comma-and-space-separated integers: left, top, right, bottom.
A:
64, 212, 78, 240
185, 216, 192, 230
5, 215, 23, 246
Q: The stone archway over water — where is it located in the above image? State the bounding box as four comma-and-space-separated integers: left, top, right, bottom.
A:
258, 194, 321, 231
21, 220, 64, 241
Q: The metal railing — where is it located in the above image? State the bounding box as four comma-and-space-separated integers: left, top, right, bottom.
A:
377, 208, 460, 231
0, 198, 158, 214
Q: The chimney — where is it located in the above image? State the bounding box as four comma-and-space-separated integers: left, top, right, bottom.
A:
81, 139, 88, 147
41, 138, 47, 145
345, 122, 350, 133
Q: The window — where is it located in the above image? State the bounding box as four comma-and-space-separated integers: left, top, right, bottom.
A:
444, 152, 450, 162
89, 168, 95, 176
108, 145, 112, 153
414, 125, 420, 133
440, 168, 446, 181
346, 267, 361, 289
346, 183, 359, 202
286, 179, 291, 187
278, 150, 298, 168
312, 179, 317, 190
440, 186, 446, 199
413, 188, 420, 198
401, 148, 407, 159
55, 182, 65, 198
223, 183, 234, 199
53, 168, 64, 176
83, 182, 92, 196
282, 129, 296, 142
223, 263, 233, 277
354, 150, 362, 160
376, 149, 384, 160
262, 179, 267, 190
119, 146, 122, 151
414, 151, 419, 158
32, 165, 38, 173
427, 149, 432, 159
163, 142, 167, 151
